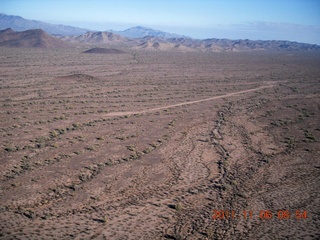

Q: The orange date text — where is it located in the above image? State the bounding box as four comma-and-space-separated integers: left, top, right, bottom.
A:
212, 209, 307, 220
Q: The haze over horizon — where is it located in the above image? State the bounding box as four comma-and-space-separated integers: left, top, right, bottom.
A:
1, 0, 320, 44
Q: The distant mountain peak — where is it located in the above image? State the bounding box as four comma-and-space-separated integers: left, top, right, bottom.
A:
110, 26, 189, 39
133, 26, 145, 29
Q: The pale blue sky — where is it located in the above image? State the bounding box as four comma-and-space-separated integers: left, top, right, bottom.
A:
1, 0, 320, 43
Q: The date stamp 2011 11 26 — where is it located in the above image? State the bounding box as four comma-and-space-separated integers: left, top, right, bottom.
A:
212, 210, 307, 220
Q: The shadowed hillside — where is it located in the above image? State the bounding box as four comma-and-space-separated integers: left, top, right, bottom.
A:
83, 47, 125, 54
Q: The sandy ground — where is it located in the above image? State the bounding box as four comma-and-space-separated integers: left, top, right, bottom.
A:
0, 48, 319, 239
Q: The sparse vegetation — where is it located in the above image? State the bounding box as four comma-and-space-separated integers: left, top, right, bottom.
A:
0, 47, 319, 240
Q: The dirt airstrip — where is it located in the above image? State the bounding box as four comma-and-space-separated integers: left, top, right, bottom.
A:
0, 48, 319, 239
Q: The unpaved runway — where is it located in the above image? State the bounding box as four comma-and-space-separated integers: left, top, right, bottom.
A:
106, 84, 276, 117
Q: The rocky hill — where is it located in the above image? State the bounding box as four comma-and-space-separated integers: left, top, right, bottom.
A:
61, 31, 133, 45
0, 28, 71, 48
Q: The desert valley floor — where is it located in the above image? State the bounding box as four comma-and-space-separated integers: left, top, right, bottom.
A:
0, 48, 320, 239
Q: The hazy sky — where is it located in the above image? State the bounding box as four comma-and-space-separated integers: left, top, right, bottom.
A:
1, 0, 320, 44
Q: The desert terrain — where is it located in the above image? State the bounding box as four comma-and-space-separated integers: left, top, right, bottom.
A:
0, 47, 320, 240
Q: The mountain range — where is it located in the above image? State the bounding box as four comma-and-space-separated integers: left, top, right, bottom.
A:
0, 13, 89, 36
0, 13, 319, 52
0, 13, 185, 39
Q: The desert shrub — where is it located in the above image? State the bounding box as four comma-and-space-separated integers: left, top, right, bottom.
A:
142, 148, 151, 154
305, 130, 316, 141
85, 145, 96, 151
126, 145, 135, 151
72, 123, 81, 130
4, 145, 17, 152
175, 202, 183, 211
130, 153, 139, 160
49, 130, 59, 138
